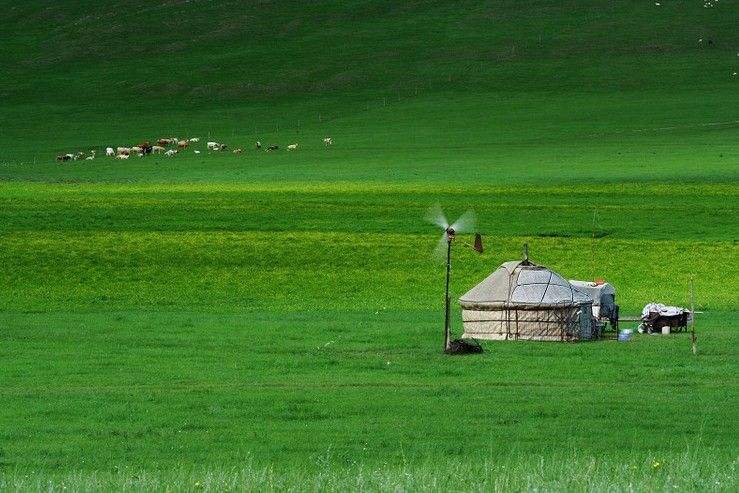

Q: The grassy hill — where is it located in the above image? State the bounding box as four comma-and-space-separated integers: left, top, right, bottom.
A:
0, 1, 737, 491
0, 0, 737, 168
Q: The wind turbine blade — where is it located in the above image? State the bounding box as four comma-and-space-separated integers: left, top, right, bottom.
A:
451, 209, 476, 234
425, 203, 449, 230
432, 233, 448, 264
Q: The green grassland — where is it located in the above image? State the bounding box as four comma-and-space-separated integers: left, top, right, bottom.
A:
1, 0, 738, 491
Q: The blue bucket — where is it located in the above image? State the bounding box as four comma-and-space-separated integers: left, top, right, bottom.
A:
618, 329, 633, 342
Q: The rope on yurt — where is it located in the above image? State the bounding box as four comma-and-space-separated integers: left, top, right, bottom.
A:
505, 263, 517, 341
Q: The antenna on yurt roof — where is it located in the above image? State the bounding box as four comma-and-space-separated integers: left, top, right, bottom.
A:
522, 243, 531, 265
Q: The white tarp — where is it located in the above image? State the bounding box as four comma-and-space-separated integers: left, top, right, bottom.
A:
641, 303, 692, 322
569, 280, 615, 306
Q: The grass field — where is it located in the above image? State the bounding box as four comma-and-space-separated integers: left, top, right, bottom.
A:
1, 0, 737, 491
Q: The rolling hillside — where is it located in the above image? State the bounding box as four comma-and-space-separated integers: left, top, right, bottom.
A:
0, 0, 736, 171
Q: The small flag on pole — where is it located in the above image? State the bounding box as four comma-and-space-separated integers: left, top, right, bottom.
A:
474, 233, 483, 253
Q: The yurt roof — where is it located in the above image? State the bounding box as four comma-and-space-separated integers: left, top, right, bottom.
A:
459, 260, 591, 309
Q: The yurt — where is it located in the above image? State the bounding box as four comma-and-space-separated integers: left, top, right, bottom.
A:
459, 259, 596, 341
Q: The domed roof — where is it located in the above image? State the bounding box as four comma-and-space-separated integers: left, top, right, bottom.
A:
459, 260, 591, 309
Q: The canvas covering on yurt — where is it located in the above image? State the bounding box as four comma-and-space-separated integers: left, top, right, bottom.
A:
569, 280, 617, 321
459, 260, 595, 341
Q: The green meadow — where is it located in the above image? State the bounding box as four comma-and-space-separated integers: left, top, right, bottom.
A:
1, 0, 737, 491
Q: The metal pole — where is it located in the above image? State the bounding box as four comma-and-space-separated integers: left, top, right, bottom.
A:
690, 277, 697, 355
591, 208, 597, 280
444, 239, 451, 352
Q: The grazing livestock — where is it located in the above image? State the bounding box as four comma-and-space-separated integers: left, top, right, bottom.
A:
130, 146, 143, 155
85, 155, 95, 161
189, 137, 200, 142
164, 149, 178, 157
115, 153, 129, 160
138, 141, 153, 155
194, 150, 201, 154
157, 138, 174, 146
255, 141, 262, 150
287, 143, 298, 151
106, 147, 115, 157
117, 147, 131, 156
207, 141, 227, 151
233, 148, 243, 154
152, 145, 166, 154
177, 140, 189, 149
267, 145, 279, 151
323, 137, 333, 146
56, 154, 73, 162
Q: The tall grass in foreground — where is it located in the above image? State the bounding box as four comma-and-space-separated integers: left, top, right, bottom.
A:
2, 451, 735, 492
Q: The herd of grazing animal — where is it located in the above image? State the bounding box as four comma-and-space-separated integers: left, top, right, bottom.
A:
56, 150, 97, 162
56, 136, 333, 163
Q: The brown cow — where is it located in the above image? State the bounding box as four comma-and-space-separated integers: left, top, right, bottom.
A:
138, 141, 153, 155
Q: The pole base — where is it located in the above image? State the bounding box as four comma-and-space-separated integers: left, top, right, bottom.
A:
444, 339, 483, 355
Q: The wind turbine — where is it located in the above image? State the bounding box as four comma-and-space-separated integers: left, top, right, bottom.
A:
426, 204, 483, 352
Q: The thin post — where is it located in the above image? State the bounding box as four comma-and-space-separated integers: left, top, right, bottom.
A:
591, 208, 597, 280
444, 239, 451, 352
690, 277, 697, 355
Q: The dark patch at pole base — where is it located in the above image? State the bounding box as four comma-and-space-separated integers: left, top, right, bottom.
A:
444, 339, 483, 355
